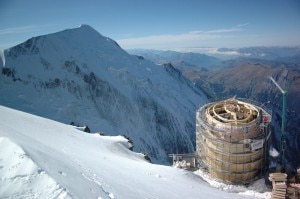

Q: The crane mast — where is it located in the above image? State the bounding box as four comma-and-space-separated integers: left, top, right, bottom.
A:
269, 76, 287, 170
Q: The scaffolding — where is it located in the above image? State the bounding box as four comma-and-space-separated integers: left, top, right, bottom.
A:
196, 98, 272, 184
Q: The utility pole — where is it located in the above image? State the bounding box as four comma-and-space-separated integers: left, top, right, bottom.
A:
269, 77, 287, 171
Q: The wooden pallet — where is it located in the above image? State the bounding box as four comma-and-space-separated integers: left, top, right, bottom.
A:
269, 173, 287, 199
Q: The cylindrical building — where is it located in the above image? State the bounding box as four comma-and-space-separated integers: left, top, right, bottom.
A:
196, 98, 271, 184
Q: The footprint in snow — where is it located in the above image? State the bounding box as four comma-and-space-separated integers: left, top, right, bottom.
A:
155, 174, 161, 178
58, 171, 67, 176
155, 174, 167, 180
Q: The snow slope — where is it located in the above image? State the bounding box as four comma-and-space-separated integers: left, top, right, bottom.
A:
0, 105, 257, 199
0, 25, 206, 163
0, 137, 70, 198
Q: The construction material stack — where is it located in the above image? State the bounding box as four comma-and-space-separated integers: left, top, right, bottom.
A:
296, 169, 300, 183
287, 169, 300, 199
269, 173, 287, 199
287, 184, 300, 199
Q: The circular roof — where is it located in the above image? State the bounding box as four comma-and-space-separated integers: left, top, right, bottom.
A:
207, 98, 259, 125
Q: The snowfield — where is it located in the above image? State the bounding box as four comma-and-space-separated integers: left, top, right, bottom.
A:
0, 105, 270, 198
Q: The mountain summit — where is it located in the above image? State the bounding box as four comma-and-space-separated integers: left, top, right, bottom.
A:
0, 25, 206, 163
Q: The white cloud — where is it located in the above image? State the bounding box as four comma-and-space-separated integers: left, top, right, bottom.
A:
0, 26, 38, 35
236, 23, 249, 28
190, 23, 249, 34
118, 32, 222, 46
0, 24, 60, 36
175, 47, 242, 56
118, 31, 231, 50
117, 24, 249, 50
205, 27, 243, 34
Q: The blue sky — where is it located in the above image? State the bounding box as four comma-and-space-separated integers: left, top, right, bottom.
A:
1, 0, 300, 51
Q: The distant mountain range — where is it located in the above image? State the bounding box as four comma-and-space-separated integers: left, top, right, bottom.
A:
127, 47, 300, 71
0, 25, 206, 164
127, 49, 220, 70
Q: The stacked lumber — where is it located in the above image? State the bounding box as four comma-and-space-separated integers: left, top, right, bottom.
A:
287, 184, 300, 199
269, 173, 287, 199
296, 169, 300, 183
288, 168, 300, 198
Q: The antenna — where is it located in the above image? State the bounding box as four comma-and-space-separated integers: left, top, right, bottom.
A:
269, 76, 287, 170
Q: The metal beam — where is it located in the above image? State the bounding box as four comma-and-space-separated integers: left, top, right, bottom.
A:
269, 77, 286, 94
269, 76, 287, 170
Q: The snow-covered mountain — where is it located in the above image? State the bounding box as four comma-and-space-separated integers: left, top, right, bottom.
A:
0, 105, 269, 198
0, 25, 206, 163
